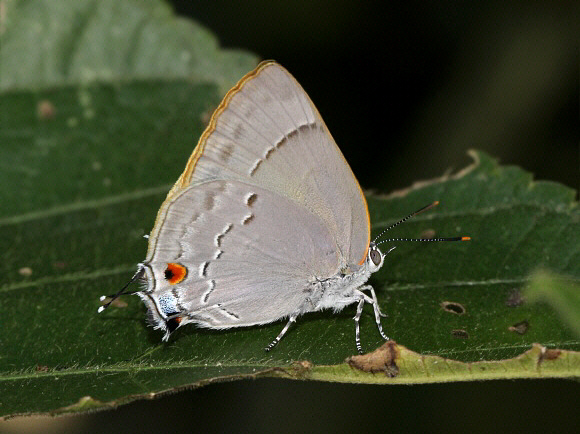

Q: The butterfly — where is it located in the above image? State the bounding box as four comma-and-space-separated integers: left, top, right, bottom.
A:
99, 62, 468, 353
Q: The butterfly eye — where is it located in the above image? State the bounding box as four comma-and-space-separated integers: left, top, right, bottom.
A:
370, 248, 382, 266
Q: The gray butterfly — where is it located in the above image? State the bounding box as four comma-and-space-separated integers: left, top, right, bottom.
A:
99, 62, 468, 353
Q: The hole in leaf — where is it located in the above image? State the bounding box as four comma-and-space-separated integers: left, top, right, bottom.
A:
440, 301, 466, 315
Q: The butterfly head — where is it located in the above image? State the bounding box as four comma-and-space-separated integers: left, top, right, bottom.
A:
367, 242, 395, 273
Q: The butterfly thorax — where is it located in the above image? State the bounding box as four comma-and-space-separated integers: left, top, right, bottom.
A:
308, 243, 384, 314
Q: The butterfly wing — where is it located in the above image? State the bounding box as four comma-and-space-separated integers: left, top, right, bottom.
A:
148, 62, 370, 269
142, 62, 373, 333
145, 180, 339, 327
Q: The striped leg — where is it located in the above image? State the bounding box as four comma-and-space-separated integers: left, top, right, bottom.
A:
353, 287, 389, 354
363, 285, 389, 340
353, 295, 366, 354
265, 309, 300, 352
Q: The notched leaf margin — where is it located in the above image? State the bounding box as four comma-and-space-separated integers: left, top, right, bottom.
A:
374, 149, 483, 199
321, 342, 580, 384
9, 343, 578, 419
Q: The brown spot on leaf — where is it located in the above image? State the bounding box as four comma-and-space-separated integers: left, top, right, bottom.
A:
505, 289, 525, 307
508, 320, 529, 335
451, 329, 469, 339
347, 340, 399, 377
277, 360, 313, 380
420, 229, 436, 239
295, 360, 313, 370
38, 100, 56, 120
539, 347, 561, 363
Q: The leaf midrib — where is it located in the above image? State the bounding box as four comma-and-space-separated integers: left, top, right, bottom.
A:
0, 184, 172, 227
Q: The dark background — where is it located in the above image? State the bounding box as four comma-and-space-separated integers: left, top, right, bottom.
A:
172, 0, 578, 195
4, 1, 577, 433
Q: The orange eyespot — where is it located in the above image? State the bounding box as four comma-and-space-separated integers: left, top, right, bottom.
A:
164, 263, 187, 285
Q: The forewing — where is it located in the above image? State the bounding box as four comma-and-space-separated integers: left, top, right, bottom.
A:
156, 62, 370, 269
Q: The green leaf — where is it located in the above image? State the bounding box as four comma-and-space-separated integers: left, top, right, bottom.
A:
0, 0, 258, 95
525, 270, 580, 337
1, 0, 579, 418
